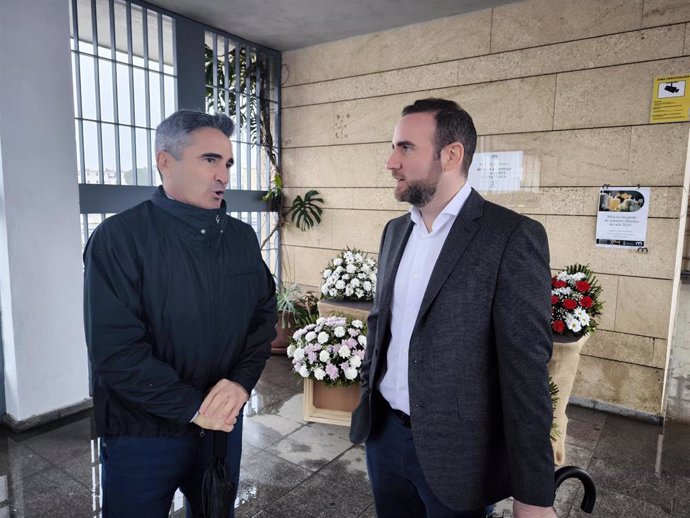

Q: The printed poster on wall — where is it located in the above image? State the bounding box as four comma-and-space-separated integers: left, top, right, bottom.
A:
595, 186, 651, 249
467, 151, 523, 192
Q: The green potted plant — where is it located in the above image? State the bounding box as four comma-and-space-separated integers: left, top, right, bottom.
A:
271, 283, 317, 354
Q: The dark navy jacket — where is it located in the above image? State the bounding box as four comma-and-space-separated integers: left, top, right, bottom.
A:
83, 187, 276, 437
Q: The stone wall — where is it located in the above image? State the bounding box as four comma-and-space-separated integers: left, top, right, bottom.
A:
280, 0, 690, 415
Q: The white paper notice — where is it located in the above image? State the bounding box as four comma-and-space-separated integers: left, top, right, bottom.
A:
467, 151, 523, 192
595, 186, 651, 249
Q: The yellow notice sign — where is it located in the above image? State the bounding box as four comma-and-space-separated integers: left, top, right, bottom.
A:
650, 75, 690, 123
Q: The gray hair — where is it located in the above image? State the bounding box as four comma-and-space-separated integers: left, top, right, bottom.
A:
155, 110, 235, 159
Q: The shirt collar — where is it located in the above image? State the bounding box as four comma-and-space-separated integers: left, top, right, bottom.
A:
408, 181, 472, 229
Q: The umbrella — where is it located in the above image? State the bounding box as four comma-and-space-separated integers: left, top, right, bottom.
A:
202, 430, 235, 518
555, 465, 597, 513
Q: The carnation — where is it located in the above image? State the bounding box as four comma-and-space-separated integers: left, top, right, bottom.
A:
551, 264, 603, 339
320, 248, 377, 302
287, 314, 368, 386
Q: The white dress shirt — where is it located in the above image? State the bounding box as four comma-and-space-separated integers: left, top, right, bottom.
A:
378, 182, 472, 415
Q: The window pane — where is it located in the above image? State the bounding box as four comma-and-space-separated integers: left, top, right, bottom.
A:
147, 11, 160, 68
101, 123, 117, 184
162, 15, 174, 75
149, 71, 162, 127
130, 4, 145, 68
164, 75, 176, 118
83, 121, 100, 183
95, 0, 112, 56
116, 63, 131, 125
80, 54, 97, 120
119, 126, 134, 185
75, 120, 83, 181
71, 53, 80, 117
76, 0, 94, 54
98, 59, 115, 123
113, 0, 129, 63
133, 67, 146, 127
136, 128, 149, 185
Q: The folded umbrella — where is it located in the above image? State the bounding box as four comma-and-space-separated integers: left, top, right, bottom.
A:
202, 430, 235, 518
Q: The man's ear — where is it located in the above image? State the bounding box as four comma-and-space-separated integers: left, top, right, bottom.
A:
442, 142, 465, 173
156, 151, 174, 180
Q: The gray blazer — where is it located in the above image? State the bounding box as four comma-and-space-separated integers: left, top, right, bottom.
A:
350, 188, 556, 510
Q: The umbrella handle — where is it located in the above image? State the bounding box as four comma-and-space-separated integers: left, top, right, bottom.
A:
554, 466, 596, 513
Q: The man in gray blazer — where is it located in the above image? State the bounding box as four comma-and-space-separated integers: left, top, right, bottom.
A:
350, 98, 556, 518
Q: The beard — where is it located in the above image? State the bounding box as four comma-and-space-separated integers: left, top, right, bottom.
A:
394, 161, 442, 208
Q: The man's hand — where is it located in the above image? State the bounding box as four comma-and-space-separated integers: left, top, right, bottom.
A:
192, 412, 235, 432
199, 379, 249, 424
513, 500, 557, 518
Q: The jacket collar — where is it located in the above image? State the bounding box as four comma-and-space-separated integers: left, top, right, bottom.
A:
150, 186, 227, 238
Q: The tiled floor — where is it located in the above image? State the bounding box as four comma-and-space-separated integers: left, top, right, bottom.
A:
0, 355, 687, 517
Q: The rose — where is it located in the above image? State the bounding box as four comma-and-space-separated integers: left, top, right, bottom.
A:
562, 299, 578, 310
552, 279, 567, 289
551, 295, 559, 305
580, 296, 593, 309
552, 320, 565, 333
575, 281, 590, 293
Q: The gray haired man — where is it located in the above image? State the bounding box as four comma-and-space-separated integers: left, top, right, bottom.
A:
84, 110, 277, 517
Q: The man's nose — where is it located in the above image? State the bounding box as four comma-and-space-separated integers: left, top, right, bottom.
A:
386, 151, 400, 171
215, 166, 229, 185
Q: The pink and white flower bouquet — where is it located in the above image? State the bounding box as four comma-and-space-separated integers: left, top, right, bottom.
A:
286, 315, 367, 386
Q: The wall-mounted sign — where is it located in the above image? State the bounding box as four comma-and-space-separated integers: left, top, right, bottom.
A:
650, 75, 690, 123
595, 186, 650, 249
467, 151, 523, 192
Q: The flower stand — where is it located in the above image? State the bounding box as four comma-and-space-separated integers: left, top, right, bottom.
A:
301, 299, 372, 426
303, 379, 361, 426
547, 334, 589, 465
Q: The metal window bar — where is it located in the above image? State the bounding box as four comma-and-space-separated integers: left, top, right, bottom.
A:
109, 0, 122, 185
71, 0, 87, 183
126, 1, 138, 184
91, 0, 105, 185
212, 34, 219, 113
244, 49, 251, 191
234, 44, 241, 189
142, 7, 153, 185
157, 12, 165, 126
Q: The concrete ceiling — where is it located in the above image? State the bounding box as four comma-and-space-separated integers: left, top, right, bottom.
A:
146, 0, 515, 51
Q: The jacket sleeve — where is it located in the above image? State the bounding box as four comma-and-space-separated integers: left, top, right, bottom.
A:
226, 231, 277, 395
83, 222, 203, 424
492, 218, 556, 506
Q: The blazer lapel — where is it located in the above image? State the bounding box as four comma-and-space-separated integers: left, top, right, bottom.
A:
378, 216, 413, 339
414, 189, 484, 328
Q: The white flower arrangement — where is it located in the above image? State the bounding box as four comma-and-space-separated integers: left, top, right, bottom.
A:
287, 316, 367, 386
320, 248, 377, 302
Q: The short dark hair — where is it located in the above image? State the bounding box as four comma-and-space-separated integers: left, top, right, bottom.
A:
402, 98, 476, 174
155, 110, 235, 159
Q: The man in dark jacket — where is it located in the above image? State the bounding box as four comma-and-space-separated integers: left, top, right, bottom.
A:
83, 110, 277, 517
